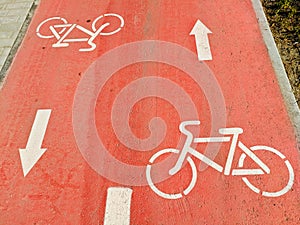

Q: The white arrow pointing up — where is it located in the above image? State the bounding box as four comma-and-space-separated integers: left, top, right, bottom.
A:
190, 19, 213, 61
19, 109, 51, 177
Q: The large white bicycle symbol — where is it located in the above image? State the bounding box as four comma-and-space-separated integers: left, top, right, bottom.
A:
146, 120, 294, 199
36, 13, 124, 52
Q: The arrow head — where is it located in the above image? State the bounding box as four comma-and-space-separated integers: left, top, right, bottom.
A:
19, 148, 47, 177
190, 19, 212, 35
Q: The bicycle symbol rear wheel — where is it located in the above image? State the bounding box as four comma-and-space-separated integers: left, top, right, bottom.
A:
238, 145, 294, 197
146, 148, 197, 199
36, 17, 68, 39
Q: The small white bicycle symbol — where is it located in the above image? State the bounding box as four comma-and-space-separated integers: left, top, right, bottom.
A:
36, 13, 124, 52
146, 120, 294, 199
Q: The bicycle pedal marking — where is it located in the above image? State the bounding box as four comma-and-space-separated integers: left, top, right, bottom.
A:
146, 120, 295, 199
36, 13, 125, 52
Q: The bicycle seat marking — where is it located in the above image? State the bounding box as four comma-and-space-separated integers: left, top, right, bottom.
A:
36, 13, 124, 52
146, 120, 294, 199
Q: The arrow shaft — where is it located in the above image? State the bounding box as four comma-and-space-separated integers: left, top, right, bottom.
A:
26, 109, 51, 149
194, 33, 212, 61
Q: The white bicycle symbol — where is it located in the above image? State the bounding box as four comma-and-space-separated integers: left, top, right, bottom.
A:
146, 120, 294, 199
36, 13, 124, 52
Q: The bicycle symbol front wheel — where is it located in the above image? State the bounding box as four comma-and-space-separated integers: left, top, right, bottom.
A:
238, 145, 294, 197
146, 148, 197, 199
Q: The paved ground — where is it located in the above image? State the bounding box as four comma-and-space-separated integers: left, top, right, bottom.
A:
0, 0, 299, 224
0, 0, 36, 79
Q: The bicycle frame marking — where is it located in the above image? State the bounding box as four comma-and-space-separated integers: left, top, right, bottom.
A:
169, 121, 269, 176
36, 13, 124, 52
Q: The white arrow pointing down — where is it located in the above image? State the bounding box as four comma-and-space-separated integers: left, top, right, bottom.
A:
190, 19, 213, 61
19, 109, 51, 177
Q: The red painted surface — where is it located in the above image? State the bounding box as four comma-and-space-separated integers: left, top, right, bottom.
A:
0, 0, 299, 224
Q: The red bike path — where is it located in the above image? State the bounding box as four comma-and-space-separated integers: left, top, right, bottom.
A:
0, 0, 299, 224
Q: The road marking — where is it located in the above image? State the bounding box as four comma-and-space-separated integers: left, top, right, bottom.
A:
36, 13, 124, 52
190, 19, 212, 61
19, 109, 51, 177
104, 187, 133, 225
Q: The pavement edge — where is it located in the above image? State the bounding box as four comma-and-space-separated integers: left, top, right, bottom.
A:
252, 0, 300, 143
0, 0, 39, 87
